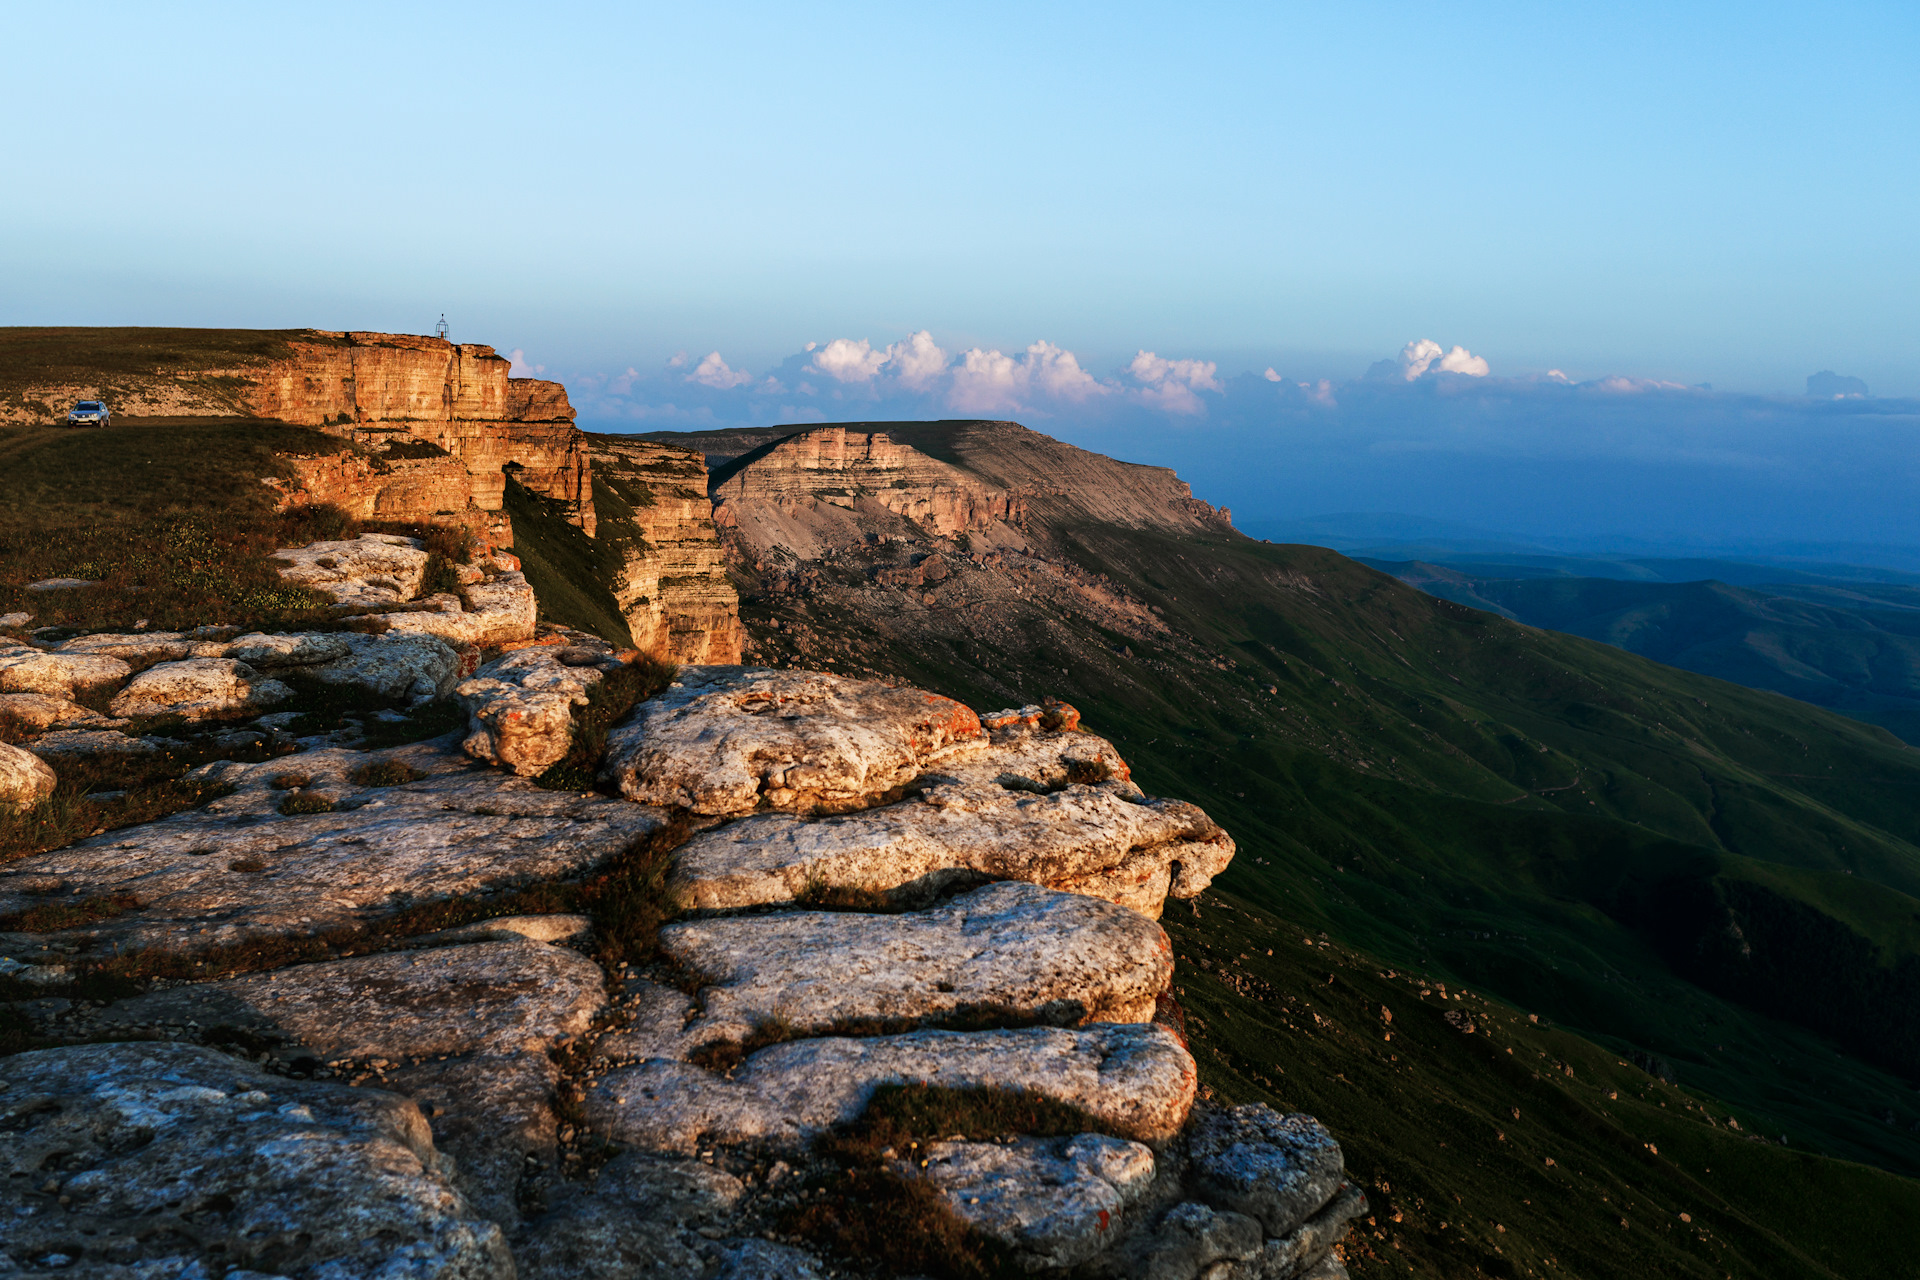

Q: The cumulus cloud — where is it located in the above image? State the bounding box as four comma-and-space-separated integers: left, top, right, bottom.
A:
1391, 339, 1489, 381
882, 330, 951, 389
506, 348, 545, 377
686, 351, 753, 390
812, 337, 889, 383
1128, 351, 1222, 414
946, 340, 1106, 414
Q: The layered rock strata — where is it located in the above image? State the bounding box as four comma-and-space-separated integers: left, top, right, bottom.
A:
591, 436, 745, 664
711, 426, 1025, 551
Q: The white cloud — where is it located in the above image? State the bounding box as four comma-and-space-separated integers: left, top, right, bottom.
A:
686, 351, 753, 390
1128, 350, 1221, 414
882, 330, 951, 389
813, 337, 887, 383
506, 348, 545, 377
665, 351, 688, 369
1264, 367, 1283, 382
1396, 338, 1489, 380
947, 340, 1106, 414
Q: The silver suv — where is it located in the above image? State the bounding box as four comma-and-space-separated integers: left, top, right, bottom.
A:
66, 400, 111, 428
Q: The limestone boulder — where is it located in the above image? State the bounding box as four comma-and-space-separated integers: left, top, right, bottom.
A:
0, 740, 56, 810
0, 646, 130, 698
1187, 1105, 1347, 1238
657, 880, 1173, 1045
665, 779, 1234, 919
106, 656, 294, 721
584, 1022, 1196, 1154
272, 532, 430, 604
602, 666, 984, 814
0, 741, 666, 957
899, 1133, 1158, 1269
0, 691, 112, 732
375, 571, 539, 647
458, 644, 611, 776
51, 630, 219, 665
0, 1041, 512, 1280
222, 630, 355, 667
1088, 1201, 1263, 1280
217, 629, 466, 701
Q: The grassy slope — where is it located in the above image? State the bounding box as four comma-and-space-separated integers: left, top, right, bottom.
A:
704, 426, 1920, 1274
501, 475, 634, 646
1378, 568, 1920, 743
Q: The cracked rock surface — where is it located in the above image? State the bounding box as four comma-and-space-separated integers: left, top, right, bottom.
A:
666, 780, 1232, 919
106, 655, 293, 721
458, 643, 619, 776
0, 739, 664, 958
0, 1041, 512, 1280
657, 879, 1174, 1042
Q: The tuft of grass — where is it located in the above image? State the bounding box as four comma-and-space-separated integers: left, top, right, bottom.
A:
534, 658, 675, 791
349, 759, 427, 787
278, 792, 335, 815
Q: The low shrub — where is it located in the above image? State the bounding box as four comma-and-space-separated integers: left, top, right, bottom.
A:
278, 791, 335, 815
349, 759, 427, 787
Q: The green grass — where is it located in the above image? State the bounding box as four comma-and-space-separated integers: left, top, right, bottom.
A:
1170, 894, 1920, 1279
503, 475, 635, 645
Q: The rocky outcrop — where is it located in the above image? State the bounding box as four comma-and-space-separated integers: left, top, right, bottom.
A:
105, 656, 293, 721
247, 332, 597, 536
272, 532, 430, 604
0, 740, 666, 958
585, 1022, 1197, 1155
0, 649, 1359, 1279
590, 437, 744, 664
656, 880, 1174, 1042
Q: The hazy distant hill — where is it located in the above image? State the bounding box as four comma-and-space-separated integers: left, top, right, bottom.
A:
1371, 562, 1920, 743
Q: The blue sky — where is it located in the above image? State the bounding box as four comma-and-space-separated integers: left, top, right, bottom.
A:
5, 2, 1916, 392
5, 3, 1919, 550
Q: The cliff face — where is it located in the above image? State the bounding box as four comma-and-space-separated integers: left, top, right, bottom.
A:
589, 437, 743, 663
710, 425, 1028, 561
245, 332, 593, 536
0, 328, 594, 539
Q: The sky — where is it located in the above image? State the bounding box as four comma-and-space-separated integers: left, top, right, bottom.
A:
5, 2, 1919, 551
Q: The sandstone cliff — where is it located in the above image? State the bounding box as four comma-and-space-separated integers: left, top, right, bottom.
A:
0, 328, 594, 539
589, 436, 744, 663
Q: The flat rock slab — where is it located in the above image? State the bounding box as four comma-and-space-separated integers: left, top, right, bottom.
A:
665, 778, 1234, 919
0, 647, 130, 698
0, 1041, 511, 1279
659, 880, 1173, 1043
0, 741, 665, 957
900, 1133, 1157, 1268
0, 691, 115, 732
273, 533, 430, 605
603, 666, 984, 814
380, 572, 540, 647
584, 1022, 1196, 1154
1187, 1105, 1346, 1238
79, 939, 607, 1063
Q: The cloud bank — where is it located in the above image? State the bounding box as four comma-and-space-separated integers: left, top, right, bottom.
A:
548, 331, 1919, 553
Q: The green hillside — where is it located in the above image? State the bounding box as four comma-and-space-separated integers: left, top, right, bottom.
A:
689, 420, 1920, 1275
1371, 563, 1920, 743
